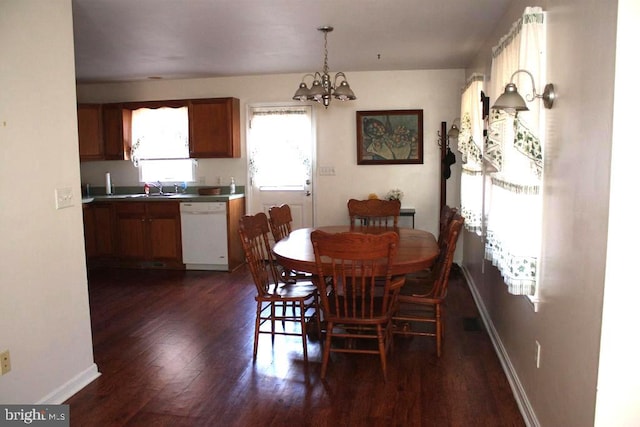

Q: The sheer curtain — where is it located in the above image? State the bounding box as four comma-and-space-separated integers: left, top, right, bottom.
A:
248, 106, 312, 189
485, 7, 545, 296
458, 74, 484, 235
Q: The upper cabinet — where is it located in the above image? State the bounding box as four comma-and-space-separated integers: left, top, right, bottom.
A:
78, 97, 240, 161
77, 103, 131, 161
189, 97, 240, 158
77, 104, 104, 161
102, 103, 132, 160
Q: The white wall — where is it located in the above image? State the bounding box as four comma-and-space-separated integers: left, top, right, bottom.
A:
0, 0, 98, 403
77, 69, 465, 233
463, 0, 627, 426
595, 0, 640, 424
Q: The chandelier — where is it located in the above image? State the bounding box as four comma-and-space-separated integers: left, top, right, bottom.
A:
292, 26, 356, 108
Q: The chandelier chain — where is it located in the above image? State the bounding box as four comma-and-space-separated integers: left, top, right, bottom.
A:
323, 31, 329, 75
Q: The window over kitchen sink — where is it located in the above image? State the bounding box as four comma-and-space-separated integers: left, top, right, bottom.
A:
131, 106, 196, 183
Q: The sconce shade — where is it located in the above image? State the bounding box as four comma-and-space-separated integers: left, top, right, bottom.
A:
447, 123, 460, 139
492, 82, 529, 111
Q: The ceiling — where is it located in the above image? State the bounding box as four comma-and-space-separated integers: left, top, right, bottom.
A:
72, 0, 511, 84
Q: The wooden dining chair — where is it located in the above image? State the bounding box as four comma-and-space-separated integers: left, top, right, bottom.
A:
311, 230, 405, 381
347, 198, 401, 228
438, 204, 458, 248
268, 204, 310, 283
239, 212, 320, 363
392, 213, 464, 357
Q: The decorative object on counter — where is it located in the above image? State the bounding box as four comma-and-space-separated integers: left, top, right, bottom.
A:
385, 188, 404, 202
356, 110, 424, 165
230, 177, 236, 194
105, 172, 113, 195
198, 186, 222, 195
144, 183, 150, 195
292, 26, 356, 108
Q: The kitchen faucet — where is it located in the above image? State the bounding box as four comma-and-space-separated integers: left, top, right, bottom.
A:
147, 181, 164, 195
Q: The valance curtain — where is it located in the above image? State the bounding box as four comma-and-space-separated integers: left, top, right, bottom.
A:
458, 74, 485, 235
485, 7, 545, 296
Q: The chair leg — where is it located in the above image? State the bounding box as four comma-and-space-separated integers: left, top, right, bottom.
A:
253, 301, 262, 360
270, 302, 276, 345
320, 321, 333, 379
377, 324, 388, 382
298, 299, 308, 362
436, 304, 442, 357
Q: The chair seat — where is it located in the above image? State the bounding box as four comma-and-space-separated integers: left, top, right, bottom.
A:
269, 281, 317, 299
398, 275, 436, 298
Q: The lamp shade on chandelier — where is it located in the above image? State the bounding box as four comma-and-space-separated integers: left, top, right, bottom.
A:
293, 26, 356, 108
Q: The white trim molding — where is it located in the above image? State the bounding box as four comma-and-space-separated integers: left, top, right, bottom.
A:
461, 265, 540, 427
37, 364, 101, 404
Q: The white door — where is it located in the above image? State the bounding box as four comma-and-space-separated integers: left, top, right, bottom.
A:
247, 105, 314, 229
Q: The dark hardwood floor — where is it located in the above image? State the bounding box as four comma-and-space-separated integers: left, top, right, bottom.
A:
66, 265, 524, 426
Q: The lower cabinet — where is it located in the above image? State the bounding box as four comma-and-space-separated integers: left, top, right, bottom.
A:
83, 198, 245, 270
114, 202, 182, 268
83, 202, 114, 261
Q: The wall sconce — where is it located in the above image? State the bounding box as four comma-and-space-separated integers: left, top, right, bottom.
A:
447, 118, 460, 139
437, 118, 460, 147
492, 69, 556, 111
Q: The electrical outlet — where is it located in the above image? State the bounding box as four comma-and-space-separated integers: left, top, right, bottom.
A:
535, 341, 541, 369
0, 350, 11, 375
55, 187, 74, 209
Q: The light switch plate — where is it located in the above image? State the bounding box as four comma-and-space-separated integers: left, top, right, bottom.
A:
319, 166, 336, 176
55, 187, 74, 209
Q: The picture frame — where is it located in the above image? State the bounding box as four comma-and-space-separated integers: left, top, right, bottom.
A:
356, 109, 423, 165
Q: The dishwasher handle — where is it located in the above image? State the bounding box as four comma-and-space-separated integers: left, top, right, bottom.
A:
181, 211, 224, 215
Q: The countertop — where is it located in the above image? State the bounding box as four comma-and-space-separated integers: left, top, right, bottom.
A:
83, 193, 244, 203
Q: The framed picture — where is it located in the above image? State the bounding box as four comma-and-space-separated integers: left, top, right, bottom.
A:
356, 109, 423, 165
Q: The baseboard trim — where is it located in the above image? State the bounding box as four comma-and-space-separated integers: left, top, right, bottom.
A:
37, 363, 101, 404
460, 265, 540, 427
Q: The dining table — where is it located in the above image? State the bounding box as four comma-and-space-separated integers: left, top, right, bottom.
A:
272, 225, 439, 276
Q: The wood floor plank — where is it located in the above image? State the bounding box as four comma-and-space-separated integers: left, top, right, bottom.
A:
66, 265, 524, 426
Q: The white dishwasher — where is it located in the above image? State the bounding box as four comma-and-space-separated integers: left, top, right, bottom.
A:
180, 202, 228, 271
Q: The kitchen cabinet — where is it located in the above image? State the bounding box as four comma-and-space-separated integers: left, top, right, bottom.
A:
226, 197, 246, 271
114, 202, 182, 268
77, 103, 132, 161
102, 103, 132, 160
83, 202, 115, 262
77, 104, 104, 161
188, 97, 240, 158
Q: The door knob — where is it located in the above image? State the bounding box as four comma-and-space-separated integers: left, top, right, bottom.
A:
306, 191, 311, 196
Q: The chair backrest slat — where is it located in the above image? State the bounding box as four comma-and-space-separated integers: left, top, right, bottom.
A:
438, 205, 458, 248
347, 199, 401, 228
268, 204, 293, 242
311, 230, 400, 320
239, 213, 280, 296
430, 213, 464, 299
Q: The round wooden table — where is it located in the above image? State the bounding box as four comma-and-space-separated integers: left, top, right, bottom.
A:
273, 226, 439, 275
